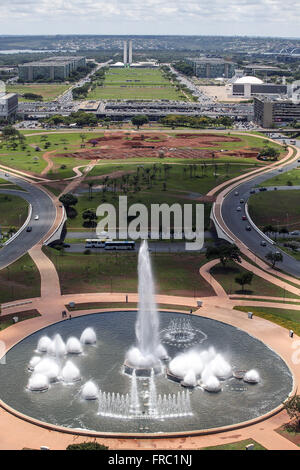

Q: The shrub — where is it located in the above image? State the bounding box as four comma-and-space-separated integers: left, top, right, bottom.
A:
66, 442, 109, 450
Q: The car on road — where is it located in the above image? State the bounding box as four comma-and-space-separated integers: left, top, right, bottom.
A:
291, 231, 300, 236
236, 206, 241, 211
242, 215, 247, 221
260, 241, 267, 247
34, 215, 39, 220
234, 191, 239, 196
250, 189, 256, 194
240, 199, 245, 204
246, 225, 251, 231
26, 226, 32, 232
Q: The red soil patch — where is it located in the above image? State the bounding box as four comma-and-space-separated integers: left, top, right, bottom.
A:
57, 131, 243, 161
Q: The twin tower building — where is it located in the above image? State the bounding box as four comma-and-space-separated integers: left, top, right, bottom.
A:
123, 40, 133, 65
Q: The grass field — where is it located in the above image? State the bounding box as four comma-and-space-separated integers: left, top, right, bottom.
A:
6, 84, 70, 102
234, 305, 300, 337
0, 254, 40, 307
87, 67, 187, 101
66, 302, 197, 312
44, 248, 214, 298
201, 438, 266, 450
259, 167, 300, 187
248, 190, 300, 231
210, 261, 298, 298
65, 188, 212, 230
0, 194, 28, 228
0, 131, 284, 180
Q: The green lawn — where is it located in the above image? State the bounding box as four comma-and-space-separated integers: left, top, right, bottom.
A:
201, 438, 266, 450
65, 188, 212, 231
0, 310, 40, 331
210, 261, 298, 299
44, 248, 214, 298
87, 67, 187, 101
0, 194, 28, 228
259, 167, 300, 187
234, 305, 300, 336
0, 254, 40, 306
6, 83, 70, 102
66, 302, 197, 312
248, 190, 300, 231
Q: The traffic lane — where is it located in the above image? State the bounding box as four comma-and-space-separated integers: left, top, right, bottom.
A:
64, 242, 208, 254
0, 180, 56, 268
222, 186, 300, 277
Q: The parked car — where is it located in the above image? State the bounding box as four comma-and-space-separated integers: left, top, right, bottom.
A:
259, 187, 267, 192
250, 189, 256, 194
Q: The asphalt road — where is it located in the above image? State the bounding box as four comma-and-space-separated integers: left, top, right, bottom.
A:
221, 139, 300, 278
0, 173, 56, 269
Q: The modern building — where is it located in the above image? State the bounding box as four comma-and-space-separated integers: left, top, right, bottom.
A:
0, 92, 18, 120
243, 64, 285, 76
186, 57, 235, 78
123, 40, 133, 65
232, 76, 287, 98
254, 97, 300, 128
18, 56, 86, 82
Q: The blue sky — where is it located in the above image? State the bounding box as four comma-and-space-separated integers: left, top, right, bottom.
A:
0, 0, 299, 37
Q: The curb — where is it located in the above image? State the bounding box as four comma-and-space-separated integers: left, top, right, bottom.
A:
4, 203, 32, 247
245, 202, 274, 245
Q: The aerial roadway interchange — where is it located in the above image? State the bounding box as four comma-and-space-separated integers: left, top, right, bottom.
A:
1, 123, 300, 450
0, 127, 298, 284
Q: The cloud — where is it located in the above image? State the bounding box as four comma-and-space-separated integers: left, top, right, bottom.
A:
0, 0, 299, 34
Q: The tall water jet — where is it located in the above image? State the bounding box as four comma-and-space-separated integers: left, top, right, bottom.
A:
125, 241, 167, 375
129, 371, 140, 415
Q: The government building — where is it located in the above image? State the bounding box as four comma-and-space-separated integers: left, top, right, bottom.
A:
18, 56, 86, 82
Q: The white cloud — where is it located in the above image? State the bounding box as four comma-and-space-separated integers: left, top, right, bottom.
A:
0, 0, 299, 35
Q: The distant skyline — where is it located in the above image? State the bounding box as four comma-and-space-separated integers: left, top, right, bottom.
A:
0, 0, 299, 38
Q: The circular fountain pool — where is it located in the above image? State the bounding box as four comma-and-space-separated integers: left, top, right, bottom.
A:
0, 311, 293, 435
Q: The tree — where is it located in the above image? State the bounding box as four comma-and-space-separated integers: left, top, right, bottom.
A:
206, 244, 242, 267
284, 393, 300, 429
59, 193, 78, 210
265, 250, 283, 268
66, 442, 109, 450
235, 272, 254, 293
88, 181, 95, 200
82, 209, 98, 227
131, 115, 149, 130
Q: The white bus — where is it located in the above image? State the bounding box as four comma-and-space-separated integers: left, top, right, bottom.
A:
85, 239, 111, 248
104, 241, 135, 251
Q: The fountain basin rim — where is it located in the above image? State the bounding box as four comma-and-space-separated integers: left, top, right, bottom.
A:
0, 309, 296, 439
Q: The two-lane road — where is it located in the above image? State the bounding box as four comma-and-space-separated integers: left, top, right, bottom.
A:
221, 141, 300, 278
0, 173, 56, 269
